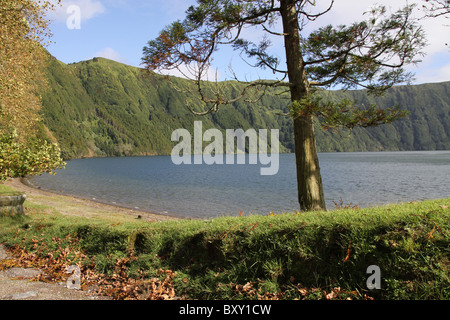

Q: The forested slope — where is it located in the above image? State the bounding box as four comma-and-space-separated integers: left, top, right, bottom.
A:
39, 55, 450, 159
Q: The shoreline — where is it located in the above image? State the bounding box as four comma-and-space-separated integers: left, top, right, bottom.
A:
2, 178, 180, 222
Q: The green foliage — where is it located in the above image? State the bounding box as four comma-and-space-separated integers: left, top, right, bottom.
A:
0, 130, 65, 182
40, 56, 292, 159
39, 56, 450, 158
0, 1, 64, 181
1, 198, 448, 299
290, 94, 409, 130
319, 82, 450, 151
303, 4, 426, 94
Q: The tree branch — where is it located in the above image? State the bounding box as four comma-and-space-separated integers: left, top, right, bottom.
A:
302, 4, 426, 94
309, 56, 348, 86
297, 0, 335, 21
261, 23, 288, 36
421, 0, 450, 18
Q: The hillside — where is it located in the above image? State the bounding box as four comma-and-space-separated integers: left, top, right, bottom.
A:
39, 55, 450, 159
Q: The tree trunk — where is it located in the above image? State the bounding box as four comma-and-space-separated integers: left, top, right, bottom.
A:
280, 0, 327, 211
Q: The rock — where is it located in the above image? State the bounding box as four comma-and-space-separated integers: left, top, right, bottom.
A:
0, 193, 26, 215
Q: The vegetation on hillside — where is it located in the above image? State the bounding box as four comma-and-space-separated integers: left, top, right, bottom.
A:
40, 56, 450, 160
0, 0, 64, 181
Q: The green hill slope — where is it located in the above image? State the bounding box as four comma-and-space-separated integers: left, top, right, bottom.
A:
39, 55, 450, 159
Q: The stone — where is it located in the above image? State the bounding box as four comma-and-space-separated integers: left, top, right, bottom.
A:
0, 193, 26, 215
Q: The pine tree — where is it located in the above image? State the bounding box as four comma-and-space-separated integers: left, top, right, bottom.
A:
142, 0, 426, 211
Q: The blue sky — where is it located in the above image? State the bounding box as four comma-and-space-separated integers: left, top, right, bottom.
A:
45, 0, 450, 85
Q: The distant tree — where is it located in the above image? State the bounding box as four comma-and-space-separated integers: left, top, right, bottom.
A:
0, 0, 64, 182
142, 0, 426, 211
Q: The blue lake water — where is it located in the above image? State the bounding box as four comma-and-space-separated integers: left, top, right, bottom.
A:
29, 151, 450, 219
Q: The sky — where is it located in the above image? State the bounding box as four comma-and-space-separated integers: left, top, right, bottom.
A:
44, 0, 450, 85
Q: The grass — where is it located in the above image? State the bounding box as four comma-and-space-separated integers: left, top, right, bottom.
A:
0, 187, 448, 300
0, 183, 23, 196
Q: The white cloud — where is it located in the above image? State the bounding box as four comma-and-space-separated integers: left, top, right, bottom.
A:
94, 47, 128, 64
419, 16, 450, 57
306, 0, 370, 26
47, 0, 106, 22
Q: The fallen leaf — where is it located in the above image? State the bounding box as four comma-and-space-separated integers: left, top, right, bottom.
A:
298, 288, 308, 297
343, 242, 352, 262
326, 291, 337, 300
427, 224, 436, 239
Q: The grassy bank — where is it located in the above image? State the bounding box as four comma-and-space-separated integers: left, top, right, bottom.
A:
0, 185, 448, 300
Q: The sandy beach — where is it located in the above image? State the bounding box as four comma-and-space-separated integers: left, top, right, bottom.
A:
2, 178, 179, 222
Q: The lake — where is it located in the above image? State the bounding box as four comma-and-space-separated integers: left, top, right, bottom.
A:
29, 151, 450, 219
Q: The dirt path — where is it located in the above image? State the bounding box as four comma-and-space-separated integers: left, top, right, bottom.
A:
0, 243, 112, 300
